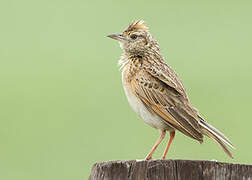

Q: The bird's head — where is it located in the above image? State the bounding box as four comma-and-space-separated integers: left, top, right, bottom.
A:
108, 20, 160, 58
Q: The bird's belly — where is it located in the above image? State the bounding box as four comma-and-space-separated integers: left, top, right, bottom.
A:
122, 74, 169, 130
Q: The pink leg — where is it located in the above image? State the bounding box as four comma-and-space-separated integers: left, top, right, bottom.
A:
145, 130, 166, 160
162, 131, 175, 159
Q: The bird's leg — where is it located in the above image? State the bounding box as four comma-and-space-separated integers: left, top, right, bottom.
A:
162, 131, 175, 159
145, 130, 166, 160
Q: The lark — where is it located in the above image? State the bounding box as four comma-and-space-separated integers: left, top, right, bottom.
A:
108, 20, 234, 160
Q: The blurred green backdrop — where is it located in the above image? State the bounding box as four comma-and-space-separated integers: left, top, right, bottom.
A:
0, 0, 251, 179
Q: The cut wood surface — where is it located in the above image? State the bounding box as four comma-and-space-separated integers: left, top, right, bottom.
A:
89, 159, 252, 180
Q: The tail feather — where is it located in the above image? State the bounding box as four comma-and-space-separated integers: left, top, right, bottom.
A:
199, 120, 234, 158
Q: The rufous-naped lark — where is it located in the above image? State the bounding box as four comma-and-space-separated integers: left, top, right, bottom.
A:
108, 20, 234, 160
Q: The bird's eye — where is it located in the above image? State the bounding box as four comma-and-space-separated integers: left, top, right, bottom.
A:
130, 34, 138, 40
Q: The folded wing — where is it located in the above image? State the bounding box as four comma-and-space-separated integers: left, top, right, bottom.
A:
131, 69, 204, 142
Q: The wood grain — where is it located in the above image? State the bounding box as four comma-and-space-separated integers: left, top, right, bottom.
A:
89, 160, 252, 180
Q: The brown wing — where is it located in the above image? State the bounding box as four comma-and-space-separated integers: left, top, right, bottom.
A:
131, 69, 203, 142
142, 60, 189, 101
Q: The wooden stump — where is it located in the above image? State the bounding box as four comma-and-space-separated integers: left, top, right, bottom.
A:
89, 160, 252, 180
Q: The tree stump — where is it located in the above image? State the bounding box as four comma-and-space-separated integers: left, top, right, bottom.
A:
89, 160, 252, 180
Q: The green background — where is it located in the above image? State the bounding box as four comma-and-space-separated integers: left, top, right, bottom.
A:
0, 0, 251, 179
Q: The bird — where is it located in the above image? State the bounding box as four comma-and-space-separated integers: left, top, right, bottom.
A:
107, 20, 234, 160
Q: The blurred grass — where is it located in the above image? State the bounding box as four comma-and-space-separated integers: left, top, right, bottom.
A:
0, 0, 251, 179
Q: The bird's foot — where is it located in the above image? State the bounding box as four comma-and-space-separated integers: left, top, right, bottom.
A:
145, 155, 152, 160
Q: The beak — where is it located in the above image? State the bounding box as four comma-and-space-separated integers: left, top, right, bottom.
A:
107, 33, 126, 41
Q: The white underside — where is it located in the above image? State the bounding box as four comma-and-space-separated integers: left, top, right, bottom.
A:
121, 69, 170, 131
